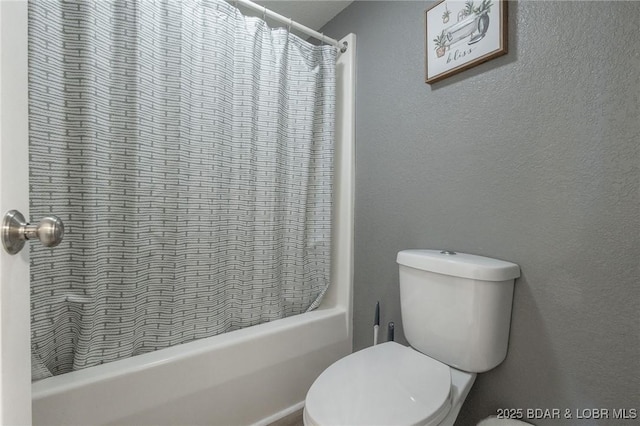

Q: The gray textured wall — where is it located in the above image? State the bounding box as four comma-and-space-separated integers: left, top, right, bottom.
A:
322, 2, 639, 425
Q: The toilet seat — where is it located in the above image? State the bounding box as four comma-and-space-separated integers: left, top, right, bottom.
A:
304, 342, 452, 426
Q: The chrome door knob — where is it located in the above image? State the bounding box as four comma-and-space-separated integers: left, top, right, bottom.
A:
2, 210, 65, 255
27, 215, 64, 248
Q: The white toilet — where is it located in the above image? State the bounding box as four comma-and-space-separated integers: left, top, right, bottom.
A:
303, 249, 521, 426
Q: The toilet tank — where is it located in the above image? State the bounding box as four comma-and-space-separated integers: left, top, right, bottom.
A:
397, 250, 520, 373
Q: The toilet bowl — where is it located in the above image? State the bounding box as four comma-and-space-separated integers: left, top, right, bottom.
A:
303, 250, 521, 426
304, 342, 476, 426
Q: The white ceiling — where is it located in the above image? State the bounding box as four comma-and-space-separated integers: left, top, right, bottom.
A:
248, 1, 353, 33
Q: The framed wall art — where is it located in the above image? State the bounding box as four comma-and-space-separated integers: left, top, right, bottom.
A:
425, 0, 507, 84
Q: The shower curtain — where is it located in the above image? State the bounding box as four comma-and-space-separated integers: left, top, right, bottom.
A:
28, 0, 336, 379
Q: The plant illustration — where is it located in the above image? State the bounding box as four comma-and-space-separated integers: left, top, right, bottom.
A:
433, 31, 446, 49
433, 30, 447, 57
442, 6, 451, 23
464, 0, 475, 17
473, 0, 493, 15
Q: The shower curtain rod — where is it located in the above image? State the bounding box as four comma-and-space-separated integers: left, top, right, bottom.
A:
230, 0, 348, 53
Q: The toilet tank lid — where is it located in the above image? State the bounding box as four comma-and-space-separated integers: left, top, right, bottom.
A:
397, 250, 520, 281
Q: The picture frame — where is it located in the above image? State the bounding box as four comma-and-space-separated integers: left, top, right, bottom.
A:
425, 0, 507, 84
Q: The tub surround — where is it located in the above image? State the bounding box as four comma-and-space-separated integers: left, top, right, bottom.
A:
32, 32, 356, 426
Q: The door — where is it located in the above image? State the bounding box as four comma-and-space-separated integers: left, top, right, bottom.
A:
0, 1, 32, 423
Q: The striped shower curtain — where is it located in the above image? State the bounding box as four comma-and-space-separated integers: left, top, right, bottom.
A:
28, 0, 336, 379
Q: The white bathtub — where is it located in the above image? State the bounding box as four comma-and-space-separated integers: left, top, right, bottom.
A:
32, 307, 350, 425
32, 34, 356, 426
